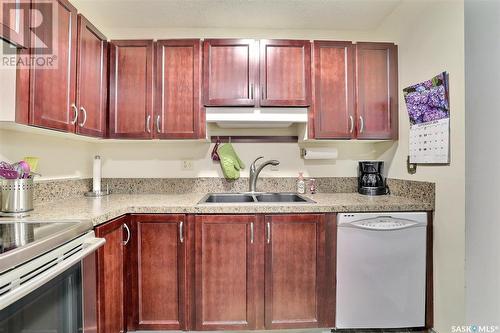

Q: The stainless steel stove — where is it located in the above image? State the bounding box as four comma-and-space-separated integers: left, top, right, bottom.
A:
0, 219, 94, 272
0, 219, 105, 332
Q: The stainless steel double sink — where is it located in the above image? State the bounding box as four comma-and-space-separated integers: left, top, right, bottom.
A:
198, 192, 315, 204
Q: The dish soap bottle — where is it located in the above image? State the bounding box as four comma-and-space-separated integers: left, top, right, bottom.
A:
297, 172, 306, 194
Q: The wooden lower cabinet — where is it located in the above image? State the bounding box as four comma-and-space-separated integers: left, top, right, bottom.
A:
96, 213, 335, 332
194, 215, 259, 330
264, 214, 335, 329
95, 215, 128, 333
128, 214, 188, 331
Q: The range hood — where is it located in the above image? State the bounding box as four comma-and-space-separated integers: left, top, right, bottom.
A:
205, 107, 308, 128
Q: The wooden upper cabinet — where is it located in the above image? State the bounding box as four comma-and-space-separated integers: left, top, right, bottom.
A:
0, 0, 27, 48
76, 15, 107, 138
109, 40, 154, 139
29, 0, 77, 132
311, 41, 355, 139
260, 39, 311, 107
355, 42, 398, 139
203, 39, 257, 106
95, 215, 128, 333
264, 214, 333, 329
194, 215, 258, 331
129, 214, 187, 331
155, 39, 201, 139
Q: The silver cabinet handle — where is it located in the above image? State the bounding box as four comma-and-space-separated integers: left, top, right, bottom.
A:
146, 115, 151, 133
266, 222, 271, 244
250, 222, 254, 244
349, 115, 354, 133
123, 224, 131, 246
179, 221, 184, 243
79, 107, 87, 127
359, 115, 365, 133
249, 83, 254, 100
155, 115, 161, 133
70, 104, 78, 125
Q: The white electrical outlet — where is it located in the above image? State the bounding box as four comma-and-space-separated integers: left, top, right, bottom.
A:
182, 160, 193, 170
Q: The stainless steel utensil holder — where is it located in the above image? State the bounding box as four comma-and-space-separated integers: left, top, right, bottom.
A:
1, 178, 34, 213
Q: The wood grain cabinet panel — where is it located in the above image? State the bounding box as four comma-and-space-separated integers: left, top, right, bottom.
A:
29, 0, 77, 132
194, 215, 258, 330
203, 39, 257, 106
155, 39, 201, 138
0, 0, 27, 47
95, 216, 128, 333
355, 42, 398, 139
260, 39, 311, 106
129, 214, 187, 330
75, 15, 107, 137
109, 40, 154, 139
311, 41, 355, 139
264, 214, 333, 329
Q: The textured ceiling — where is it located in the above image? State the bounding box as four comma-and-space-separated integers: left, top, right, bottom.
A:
71, 0, 402, 31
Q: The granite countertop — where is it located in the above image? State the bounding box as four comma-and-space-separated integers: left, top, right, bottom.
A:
14, 193, 434, 227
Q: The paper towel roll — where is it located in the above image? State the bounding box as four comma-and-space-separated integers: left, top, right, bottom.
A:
93, 155, 101, 193
302, 148, 338, 160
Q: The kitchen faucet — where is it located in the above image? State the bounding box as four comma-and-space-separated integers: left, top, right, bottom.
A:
249, 156, 280, 192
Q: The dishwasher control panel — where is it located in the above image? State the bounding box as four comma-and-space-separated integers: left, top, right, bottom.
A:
354, 219, 414, 229
338, 212, 428, 227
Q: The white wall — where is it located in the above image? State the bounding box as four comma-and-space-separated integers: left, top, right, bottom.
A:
0, 127, 382, 180
374, 1, 466, 331
0, 128, 95, 179
465, 0, 500, 325
96, 141, 379, 178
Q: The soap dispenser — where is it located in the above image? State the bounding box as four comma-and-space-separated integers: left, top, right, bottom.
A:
297, 172, 306, 194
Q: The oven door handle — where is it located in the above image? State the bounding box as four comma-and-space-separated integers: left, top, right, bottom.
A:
0, 236, 105, 311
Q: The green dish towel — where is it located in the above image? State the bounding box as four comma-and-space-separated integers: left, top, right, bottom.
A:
218, 143, 245, 180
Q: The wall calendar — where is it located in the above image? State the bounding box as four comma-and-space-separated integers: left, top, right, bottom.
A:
404, 71, 450, 164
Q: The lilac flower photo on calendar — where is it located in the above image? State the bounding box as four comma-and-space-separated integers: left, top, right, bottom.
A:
403, 72, 449, 125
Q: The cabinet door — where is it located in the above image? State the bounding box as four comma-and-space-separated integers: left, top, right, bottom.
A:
194, 215, 258, 330
129, 214, 187, 330
0, 0, 27, 48
355, 42, 398, 139
155, 40, 201, 139
95, 216, 128, 333
260, 39, 311, 106
29, 0, 77, 132
312, 41, 355, 139
76, 15, 107, 137
203, 39, 257, 106
264, 214, 333, 329
109, 40, 154, 139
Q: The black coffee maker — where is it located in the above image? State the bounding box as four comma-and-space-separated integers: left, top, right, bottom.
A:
358, 161, 389, 196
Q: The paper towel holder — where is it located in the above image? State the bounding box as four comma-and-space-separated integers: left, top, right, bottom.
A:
300, 148, 338, 160
85, 155, 110, 197
85, 183, 110, 197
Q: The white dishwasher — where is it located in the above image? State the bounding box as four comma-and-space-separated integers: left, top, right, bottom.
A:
336, 212, 427, 329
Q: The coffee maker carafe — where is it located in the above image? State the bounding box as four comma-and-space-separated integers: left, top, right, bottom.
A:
358, 161, 389, 195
